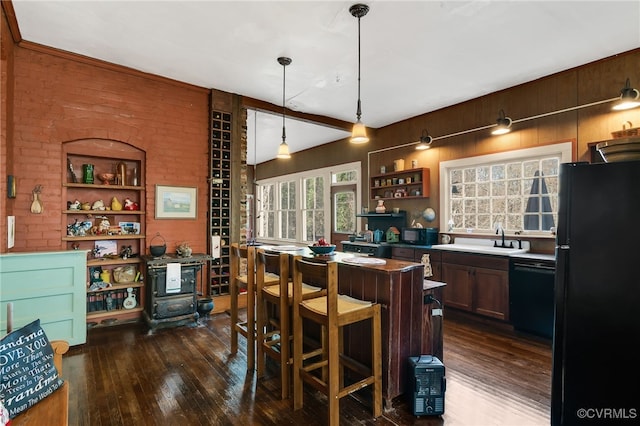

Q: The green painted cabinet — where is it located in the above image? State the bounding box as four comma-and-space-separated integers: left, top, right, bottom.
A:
0, 250, 87, 345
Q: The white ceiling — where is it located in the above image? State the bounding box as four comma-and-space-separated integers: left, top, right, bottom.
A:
9, 1, 640, 164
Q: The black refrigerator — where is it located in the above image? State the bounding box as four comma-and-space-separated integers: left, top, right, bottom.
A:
552, 161, 640, 425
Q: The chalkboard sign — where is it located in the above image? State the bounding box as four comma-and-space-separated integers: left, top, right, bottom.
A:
0, 319, 64, 419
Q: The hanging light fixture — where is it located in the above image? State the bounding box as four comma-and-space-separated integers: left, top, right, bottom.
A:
491, 109, 512, 135
612, 78, 640, 111
349, 3, 370, 144
276, 56, 292, 159
415, 129, 433, 150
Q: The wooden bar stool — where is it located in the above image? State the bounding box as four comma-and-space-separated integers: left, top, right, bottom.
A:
229, 243, 257, 370
255, 250, 322, 399
292, 258, 382, 425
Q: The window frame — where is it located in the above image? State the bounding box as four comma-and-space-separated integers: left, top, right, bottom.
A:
439, 141, 574, 236
256, 161, 361, 244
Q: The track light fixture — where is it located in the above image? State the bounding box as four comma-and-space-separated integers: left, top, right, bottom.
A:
612, 78, 640, 111
491, 109, 512, 135
276, 56, 292, 159
349, 3, 370, 144
415, 129, 433, 150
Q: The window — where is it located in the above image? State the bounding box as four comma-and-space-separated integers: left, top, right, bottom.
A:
302, 176, 324, 242
279, 181, 296, 240
257, 183, 275, 238
333, 188, 356, 234
256, 162, 361, 243
440, 142, 572, 234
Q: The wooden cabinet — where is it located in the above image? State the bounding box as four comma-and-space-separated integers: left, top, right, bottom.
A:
62, 140, 146, 326
370, 167, 430, 200
142, 254, 209, 329
0, 251, 87, 345
391, 246, 415, 261
441, 252, 509, 321
209, 110, 232, 297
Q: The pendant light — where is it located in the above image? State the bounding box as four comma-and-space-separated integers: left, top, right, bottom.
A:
349, 3, 370, 144
612, 78, 640, 111
491, 109, 512, 135
276, 56, 292, 159
415, 129, 433, 150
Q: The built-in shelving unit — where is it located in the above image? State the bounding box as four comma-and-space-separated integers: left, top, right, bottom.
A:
62, 139, 146, 326
370, 167, 430, 200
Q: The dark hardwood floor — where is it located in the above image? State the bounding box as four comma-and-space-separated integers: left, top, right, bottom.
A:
64, 310, 551, 425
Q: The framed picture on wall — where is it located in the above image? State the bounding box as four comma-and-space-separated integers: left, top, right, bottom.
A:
155, 185, 197, 219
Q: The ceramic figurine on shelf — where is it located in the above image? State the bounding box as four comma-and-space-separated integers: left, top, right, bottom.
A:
111, 196, 123, 211
92, 200, 105, 210
123, 198, 139, 211
97, 216, 110, 234
375, 199, 386, 213
176, 242, 193, 258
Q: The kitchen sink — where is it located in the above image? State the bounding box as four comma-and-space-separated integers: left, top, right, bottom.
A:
431, 237, 530, 256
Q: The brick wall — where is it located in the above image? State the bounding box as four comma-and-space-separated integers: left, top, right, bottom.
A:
5, 43, 211, 253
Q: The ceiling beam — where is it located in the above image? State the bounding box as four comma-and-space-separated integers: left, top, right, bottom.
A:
241, 96, 355, 133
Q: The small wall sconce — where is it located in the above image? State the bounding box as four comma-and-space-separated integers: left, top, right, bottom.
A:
7, 175, 16, 198
415, 129, 433, 150
491, 109, 512, 135
612, 78, 640, 111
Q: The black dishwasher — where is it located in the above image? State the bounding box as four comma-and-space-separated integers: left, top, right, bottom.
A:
509, 256, 555, 339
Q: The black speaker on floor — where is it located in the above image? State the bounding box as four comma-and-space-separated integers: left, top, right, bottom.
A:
407, 355, 446, 416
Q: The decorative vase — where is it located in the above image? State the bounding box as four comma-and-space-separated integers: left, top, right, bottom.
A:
197, 298, 214, 318
375, 199, 386, 213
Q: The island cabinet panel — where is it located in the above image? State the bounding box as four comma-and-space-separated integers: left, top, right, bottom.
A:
337, 262, 424, 403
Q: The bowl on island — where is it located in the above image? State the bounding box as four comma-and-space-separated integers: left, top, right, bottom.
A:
308, 244, 336, 255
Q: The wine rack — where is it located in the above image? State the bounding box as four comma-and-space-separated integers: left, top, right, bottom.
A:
209, 110, 232, 296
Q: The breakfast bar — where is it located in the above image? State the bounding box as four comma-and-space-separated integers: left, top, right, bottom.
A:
275, 248, 426, 404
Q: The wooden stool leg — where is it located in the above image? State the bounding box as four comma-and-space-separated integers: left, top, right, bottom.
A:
372, 305, 382, 417
246, 277, 255, 371
230, 277, 238, 355
328, 323, 340, 426
279, 287, 290, 400
256, 291, 265, 378
293, 301, 303, 410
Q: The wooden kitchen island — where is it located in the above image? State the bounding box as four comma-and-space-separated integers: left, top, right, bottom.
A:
280, 249, 428, 405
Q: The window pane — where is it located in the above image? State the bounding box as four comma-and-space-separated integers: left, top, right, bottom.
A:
267, 212, 275, 238
333, 171, 356, 183
305, 179, 314, 209
287, 211, 296, 238
334, 191, 355, 233
314, 211, 325, 239
304, 210, 313, 242
315, 178, 324, 208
